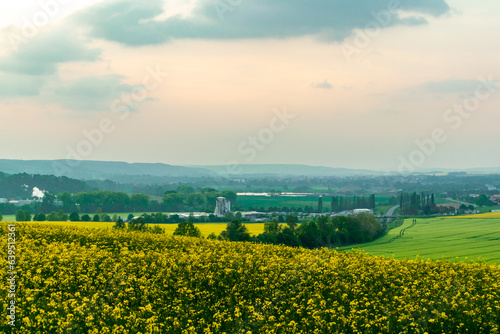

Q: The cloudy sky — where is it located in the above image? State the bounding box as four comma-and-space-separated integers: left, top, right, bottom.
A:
0, 0, 499, 171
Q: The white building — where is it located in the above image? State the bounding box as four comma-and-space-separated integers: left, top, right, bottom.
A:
214, 197, 231, 217
353, 209, 373, 215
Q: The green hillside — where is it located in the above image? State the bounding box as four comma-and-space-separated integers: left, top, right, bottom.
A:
340, 214, 500, 264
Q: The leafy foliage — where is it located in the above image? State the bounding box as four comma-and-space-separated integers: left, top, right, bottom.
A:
173, 221, 201, 238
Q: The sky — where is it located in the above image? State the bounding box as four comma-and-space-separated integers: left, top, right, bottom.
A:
0, 0, 499, 172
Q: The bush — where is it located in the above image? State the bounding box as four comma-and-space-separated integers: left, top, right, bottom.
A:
101, 214, 112, 222
16, 210, 31, 222
219, 219, 251, 242
69, 211, 80, 222
173, 221, 201, 238
114, 218, 126, 229
34, 213, 47, 221
128, 217, 147, 232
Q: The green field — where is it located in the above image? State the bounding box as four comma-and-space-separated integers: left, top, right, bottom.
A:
339, 214, 500, 264
237, 195, 320, 209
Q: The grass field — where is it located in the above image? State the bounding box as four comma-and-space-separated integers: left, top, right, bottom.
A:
339, 213, 500, 264
237, 195, 321, 209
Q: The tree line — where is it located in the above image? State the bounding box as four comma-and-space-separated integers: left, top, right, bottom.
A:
330, 195, 375, 212
399, 192, 438, 215
175, 213, 384, 249
1, 187, 238, 215
0, 172, 89, 199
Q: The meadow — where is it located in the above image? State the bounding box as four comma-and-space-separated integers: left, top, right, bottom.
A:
339, 213, 500, 264
1, 222, 500, 333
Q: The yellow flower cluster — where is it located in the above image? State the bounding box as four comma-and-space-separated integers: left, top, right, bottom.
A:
1, 222, 499, 333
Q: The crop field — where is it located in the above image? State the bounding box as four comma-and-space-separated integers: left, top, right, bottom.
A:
237, 195, 320, 210
6, 220, 269, 237
340, 213, 500, 264
161, 223, 267, 237
2, 222, 500, 333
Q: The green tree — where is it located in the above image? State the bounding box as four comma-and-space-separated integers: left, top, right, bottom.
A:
276, 226, 301, 247
34, 213, 47, 221
186, 193, 207, 210
15, 210, 26, 222
41, 192, 56, 213
127, 213, 134, 221
177, 186, 195, 195
93, 214, 100, 222
286, 214, 298, 231
154, 212, 166, 224
0, 212, 3, 221
57, 209, 68, 221
264, 218, 281, 234
149, 225, 165, 234
476, 195, 491, 207
81, 214, 91, 222
128, 217, 147, 232
297, 221, 320, 248
130, 193, 150, 212
69, 211, 80, 222
101, 213, 112, 222
162, 193, 185, 212
47, 211, 58, 221
58, 192, 73, 211
220, 219, 251, 242
173, 221, 202, 238
224, 212, 235, 221
114, 218, 126, 229
221, 190, 237, 205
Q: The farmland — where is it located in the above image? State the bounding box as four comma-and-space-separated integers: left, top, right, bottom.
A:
236, 195, 321, 210
3, 220, 269, 237
2, 222, 500, 333
339, 213, 500, 264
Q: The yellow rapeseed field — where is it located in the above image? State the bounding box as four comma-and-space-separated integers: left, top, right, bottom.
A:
30, 221, 267, 236
447, 212, 500, 219
1, 222, 500, 333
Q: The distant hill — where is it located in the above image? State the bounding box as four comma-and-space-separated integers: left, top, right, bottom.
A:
192, 164, 385, 177
0, 159, 214, 180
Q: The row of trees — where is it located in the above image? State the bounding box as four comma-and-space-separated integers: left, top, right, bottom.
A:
173, 213, 384, 249
113, 217, 165, 234
399, 192, 437, 215
12, 188, 238, 215
330, 195, 376, 212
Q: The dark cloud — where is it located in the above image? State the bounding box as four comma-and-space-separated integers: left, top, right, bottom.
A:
77, 0, 450, 46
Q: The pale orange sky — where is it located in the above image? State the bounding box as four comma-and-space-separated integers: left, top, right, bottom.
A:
0, 0, 499, 171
